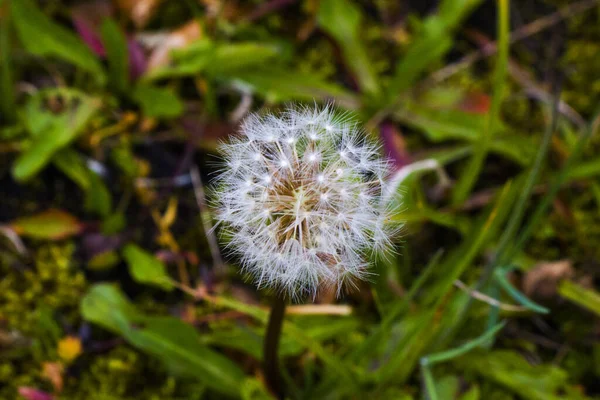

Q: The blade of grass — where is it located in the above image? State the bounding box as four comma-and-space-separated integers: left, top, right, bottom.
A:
484, 282, 501, 348
387, 0, 483, 98
349, 250, 444, 364
375, 180, 518, 386
558, 280, 600, 316
421, 322, 506, 400
438, 77, 561, 347
505, 113, 600, 263
421, 363, 439, 400
317, 0, 380, 95
452, 0, 509, 205
207, 294, 358, 387
423, 322, 506, 365
494, 268, 549, 314
0, 0, 16, 123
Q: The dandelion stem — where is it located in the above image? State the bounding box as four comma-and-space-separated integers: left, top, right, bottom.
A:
264, 295, 286, 399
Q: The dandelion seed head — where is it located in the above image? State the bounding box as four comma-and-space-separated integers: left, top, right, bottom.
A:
213, 105, 399, 298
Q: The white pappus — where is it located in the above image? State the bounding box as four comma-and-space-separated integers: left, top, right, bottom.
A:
212, 105, 400, 299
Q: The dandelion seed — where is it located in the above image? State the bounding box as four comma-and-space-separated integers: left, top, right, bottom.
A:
213, 105, 400, 298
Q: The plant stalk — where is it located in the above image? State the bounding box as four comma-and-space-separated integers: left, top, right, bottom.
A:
264, 295, 286, 399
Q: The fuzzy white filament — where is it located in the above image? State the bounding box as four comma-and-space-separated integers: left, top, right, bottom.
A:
213, 105, 398, 298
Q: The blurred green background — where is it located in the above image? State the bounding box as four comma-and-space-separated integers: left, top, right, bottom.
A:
1, 0, 600, 398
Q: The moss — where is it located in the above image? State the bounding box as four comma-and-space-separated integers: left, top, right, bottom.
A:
61, 346, 204, 400
0, 242, 86, 335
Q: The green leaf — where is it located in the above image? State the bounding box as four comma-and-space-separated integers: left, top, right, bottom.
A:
10, 209, 82, 240
13, 88, 102, 182
204, 42, 283, 77
395, 102, 534, 166
145, 40, 281, 81
317, 0, 380, 94
454, 350, 572, 400
10, 0, 105, 85
100, 19, 130, 93
122, 244, 173, 291
388, 0, 482, 97
52, 149, 92, 190
84, 171, 113, 217
81, 284, 245, 396
229, 67, 359, 108
559, 280, 600, 316
567, 158, 600, 180
132, 83, 184, 118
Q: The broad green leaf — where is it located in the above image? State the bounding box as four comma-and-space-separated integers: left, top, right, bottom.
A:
13, 88, 102, 181
132, 83, 184, 118
146, 40, 281, 81
205, 42, 283, 77
100, 19, 130, 93
10, 209, 82, 240
145, 40, 214, 80
81, 284, 245, 396
10, 0, 105, 85
144, 39, 357, 107
395, 103, 534, 166
559, 280, 600, 316
317, 0, 380, 94
122, 244, 173, 291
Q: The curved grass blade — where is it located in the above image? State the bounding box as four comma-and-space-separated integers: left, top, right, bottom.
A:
421, 322, 506, 400
494, 268, 549, 314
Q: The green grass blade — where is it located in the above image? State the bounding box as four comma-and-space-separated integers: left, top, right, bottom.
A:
494, 268, 549, 314
317, 0, 380, 95
210, 295, 358, 387
376, 181, 518, 385
423, 322, 506, 366
388, 0, 482, 98
0, 0, 16, 123
440, 79, 561, 345
421, 363, 439, 400
452, 0, 509, 205
485, 283, 502, 349
558, 280, 600, 316
420, 322, 506, 400
349, 250, 444, 363
506, 114, 600, 262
